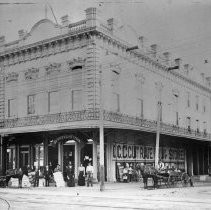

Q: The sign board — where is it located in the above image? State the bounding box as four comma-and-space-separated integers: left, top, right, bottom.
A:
8, 178, 19, 188
112, 144, 185, 162
22, 175, 31, 188
53, 172, 65, 187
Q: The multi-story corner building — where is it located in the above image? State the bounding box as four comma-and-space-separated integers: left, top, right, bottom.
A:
0, 7, 210, 181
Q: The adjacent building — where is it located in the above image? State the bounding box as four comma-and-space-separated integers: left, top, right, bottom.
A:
0, 7, 210, 181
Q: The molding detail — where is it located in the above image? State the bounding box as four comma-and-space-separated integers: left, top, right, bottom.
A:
67, 57, 86, 70
25, 67, 39, 80
135, 72, 145, 85
6, 72, 19, 83
2, 109, 211, 141
45, 62, 61, 75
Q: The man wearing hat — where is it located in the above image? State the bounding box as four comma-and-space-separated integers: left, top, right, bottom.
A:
86, 162, 94, 187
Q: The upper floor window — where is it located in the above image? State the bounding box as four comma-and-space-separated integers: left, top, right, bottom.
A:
8, 98, 16, 117
137, 98, 144, 118
203, 121, 207, 134
202, 99, 206, 113
187, 116, 191, 131
196, 95, 199, 111
72, 89, 82, 111
27, 94, 35, 115
113, 92, 120, 112
196, 119, 199, 133
72, 65, 82, 71
176, 111, 179, 126
187, 92, 190, 108
48, 91, 59, 113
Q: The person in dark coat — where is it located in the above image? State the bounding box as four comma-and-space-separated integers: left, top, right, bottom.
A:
66, 161, 75, 187
34, 167, 39, 187
44, 165, 53, 187
22, 165, 28, 176
17, 168, 23, 188
78, 163, 85, 186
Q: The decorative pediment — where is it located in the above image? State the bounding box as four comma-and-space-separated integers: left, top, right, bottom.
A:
45, 63, 61, 75
67, 57, 86, 70
25, 67, 39, 80
6, 72, 19, 83
23, 19, 62, 45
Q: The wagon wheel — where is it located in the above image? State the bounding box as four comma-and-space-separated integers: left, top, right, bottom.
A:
181, 172, 189, 187
168, 174, 176, 187
163, 177, 169, 187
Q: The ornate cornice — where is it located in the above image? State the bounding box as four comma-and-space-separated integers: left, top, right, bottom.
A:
5, 72, 18, 83
95, 27, 211, 94
0, 26, 95, 67
2, 109, 211, 141
25, 67, 39, 80
1, 24, 211, 94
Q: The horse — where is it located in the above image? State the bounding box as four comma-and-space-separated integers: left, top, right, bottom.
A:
136, 164, 158, 189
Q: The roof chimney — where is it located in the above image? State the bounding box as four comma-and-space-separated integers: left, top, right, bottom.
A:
206, 76, 211, 86
150, 44, 157, 58
201, 72, 205, 83
175, 58, 182, 68
163, 52, 170, 65
138, 36, 146, 49
18, 29, 26, 39
184, 64, 189, 75
61, 15, 69, 26
107, 18, 116, 32
0, 36, 5, 46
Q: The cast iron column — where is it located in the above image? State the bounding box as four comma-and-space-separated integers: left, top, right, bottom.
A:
99, 69, 105, 191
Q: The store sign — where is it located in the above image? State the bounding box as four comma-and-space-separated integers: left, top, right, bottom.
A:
112, 144, 185, 162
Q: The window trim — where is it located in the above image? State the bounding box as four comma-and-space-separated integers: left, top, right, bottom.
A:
27, 94, 36, 115
8, 98, 16, 117
71, 89, 82, 111
137, 98, 144, 118
48, 90, 59, 113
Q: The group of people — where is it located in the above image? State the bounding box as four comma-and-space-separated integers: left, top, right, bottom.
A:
6, 160, 94, 188
34, 160, 94, 187
117, 163, 135, 183
158, 160, 181, 173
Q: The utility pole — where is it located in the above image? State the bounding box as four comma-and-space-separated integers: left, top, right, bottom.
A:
155, 82, 163, 169
99, 67, 105, 191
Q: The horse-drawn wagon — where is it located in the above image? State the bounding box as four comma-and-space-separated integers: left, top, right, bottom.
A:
136, 164, 193, 189
156, 169, 193, 188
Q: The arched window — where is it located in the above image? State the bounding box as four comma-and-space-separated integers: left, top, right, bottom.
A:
72, 65, 82, 71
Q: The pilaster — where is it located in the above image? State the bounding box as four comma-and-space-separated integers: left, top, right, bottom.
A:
15, 144, 20, 170
43, 137, 48, 166
58, 142, 63, 172
75, 141, 79, 178
84, 39, 101, 110
0, 64, 5, 126
92, 140, 97, 180
0, 135, 7, 175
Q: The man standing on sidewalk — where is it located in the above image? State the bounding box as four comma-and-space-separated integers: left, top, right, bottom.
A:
86, 162, 94, 187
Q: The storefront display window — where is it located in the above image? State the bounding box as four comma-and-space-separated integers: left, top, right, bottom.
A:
113, 143, 185, 181
34, 143, 44, 168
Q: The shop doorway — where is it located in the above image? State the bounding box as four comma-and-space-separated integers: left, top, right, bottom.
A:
81, 144, 92, 170
63, 144, 75, 169
20, 151, 29, 168
48, 144, 58, 171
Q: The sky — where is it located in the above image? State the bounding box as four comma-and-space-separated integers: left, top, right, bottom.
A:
0, 0, 211, 76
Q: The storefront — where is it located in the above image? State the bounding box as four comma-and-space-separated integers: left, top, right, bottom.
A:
4, 132, 99, 181
112, 143, 185, 181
